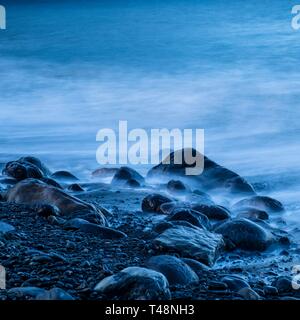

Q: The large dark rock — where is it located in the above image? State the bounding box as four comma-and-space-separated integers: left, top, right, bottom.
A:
166, 208, 211, 230
94, 267, 171, 300
221, 275, 250, 291
232, 196, 285, 213
111, 167, 145, 186
92, 167, 118, 179
142, 194, 173, 213
192, 204, 231, 221
6, 179, 107, 225
166, 180, 190, 195
3, 156, 51, 182
153, 225, 225, 266
146, 148, 255, 196
3, 161, 43, 181
146, 255, 199, 286
51, 171, 79, 182
214, 218, 273, 251
18, 156, 51, 176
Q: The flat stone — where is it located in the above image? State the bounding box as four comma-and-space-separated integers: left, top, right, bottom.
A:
153, 225, 224, 266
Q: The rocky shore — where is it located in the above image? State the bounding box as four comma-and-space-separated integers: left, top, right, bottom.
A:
0, 150, 299, 300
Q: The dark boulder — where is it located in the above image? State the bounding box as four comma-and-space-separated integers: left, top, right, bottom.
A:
146, 148, 255, 196
51, 171, 79, 182
6, 179, 107, 225
214, 218, 273, 251
94, 267, 171, 300
111, 167, 145, 186
166, 208, 211, 230
18, 156, 51, 176
92, 167, 118, 179
146, 255, 199, 285
232, 196, 284, 213
192, 204, 231, 221
125, 179, 141, 188
166, 180, 190, 195
142, 194, 173, 213
68, 183, 84, 192
221, 275, 250, 291
36, 204, 60, 218
3, 161, 43, 181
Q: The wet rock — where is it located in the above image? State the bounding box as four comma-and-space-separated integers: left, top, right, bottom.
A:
3, 161, 43, 181
6, 179, 107, 225
152, 221, 174, 233
64, 218, 126, 239
142, 194, 173, 213
235, 207, 269, 221
18, 156, 51, 176
51, 171, 79, 182
94, 267, 171, 300
36, 204, 60, 218
221, 275, 250, 291
40, 177, 63, 189
271, 276, 293, 293
146, 255, 199, 286
146, 148, 255, 196
125, 179, 141, 188
167, 180, 190, 195
68, 183, 84, 192
159, 201, 188, 215
238, 287, 260, 300
0, 221, 15, 234
192, 204, 231, 221
263, 286, 278, 296
232, 196, 284, 213
166, 208, 211, 230
36, 288, 74, 300
153, 225, 224, 266
111, 167, 145, 186
181, 258, 210, 273
8, 287, 47, 299
92, 167, 118, 178
214, 218, 273, 251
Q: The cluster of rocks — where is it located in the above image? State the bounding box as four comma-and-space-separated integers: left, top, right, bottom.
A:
0, 149, 298, 300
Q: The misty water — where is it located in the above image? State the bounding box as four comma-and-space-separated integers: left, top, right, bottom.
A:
0, 1, 300, 236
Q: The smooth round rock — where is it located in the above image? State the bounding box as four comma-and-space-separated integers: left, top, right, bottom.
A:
146, 255, 199, 286
94, 267, 171, 300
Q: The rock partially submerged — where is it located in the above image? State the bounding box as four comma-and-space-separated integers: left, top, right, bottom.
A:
111, 167, 145, 186
94, 267, 171, 300
153, 225, 225, 266
51, 171, 79, 182
147, 148, 255, 196
2, 156, 51, 181
232, 196, 285, 213
146, 255, 199, 286
6, 179, 107, 225
142, 194, 173, 213
192, 204, 231, 221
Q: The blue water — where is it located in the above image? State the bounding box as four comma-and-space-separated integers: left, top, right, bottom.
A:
0, 1, 300, 218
